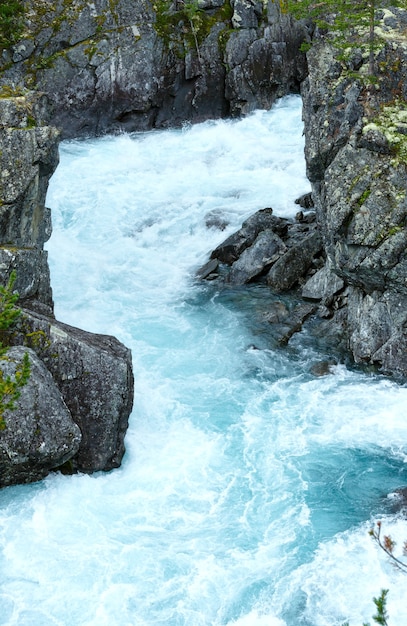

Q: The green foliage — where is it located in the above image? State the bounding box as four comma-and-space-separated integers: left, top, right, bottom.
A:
0, 0, 25, 50
342, 589, 389, 626
0, 351, 30, 430
0, 270, 21, 338
0, 271, 31, 430
280, 0, 407, 76
153, 0, 233, 59
371, 589, 389, 626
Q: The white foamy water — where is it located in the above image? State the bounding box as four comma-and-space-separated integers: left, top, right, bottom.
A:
1, 96, 406, 626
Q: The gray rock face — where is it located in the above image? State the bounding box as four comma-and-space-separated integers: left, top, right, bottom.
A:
0, 94, 58, 312
302, 262, 344, 302
0, 347, 81, 488
229, 229, 286, 284
14, 310, 134, 473
0, 0, 308, 137
301, 8, 407, 376
0, 94, 134, 487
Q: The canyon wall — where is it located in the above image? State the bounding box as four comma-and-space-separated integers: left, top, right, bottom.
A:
0, 0, 308, 137
302, 8, 407, 377
0, 93, 134, 487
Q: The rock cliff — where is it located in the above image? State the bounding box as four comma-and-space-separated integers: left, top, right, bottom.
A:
302, 8, 407, 377
0, 0, 307, 137
0, 93, 134, 487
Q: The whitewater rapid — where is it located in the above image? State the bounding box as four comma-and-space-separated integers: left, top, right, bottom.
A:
0, 96, 406, 626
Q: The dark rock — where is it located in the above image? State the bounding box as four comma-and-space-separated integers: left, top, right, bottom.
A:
0, 347, 81, 487
204, 210, 229, 231
14, 309, 134, 473
196, 258, 219, 279
229, 230, 287, 284
210, 208, 289, 264
302, 263, 344, 301
269, 302, 317, 345
263, 300, 289, 323
295, 192, 314, 209
266, 230, 322, 291
309, 360, 336, 376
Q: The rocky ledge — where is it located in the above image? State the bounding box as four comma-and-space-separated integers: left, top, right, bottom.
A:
0, 93, 134, 487
198, 202, 348, 356
199, 7, 407, 379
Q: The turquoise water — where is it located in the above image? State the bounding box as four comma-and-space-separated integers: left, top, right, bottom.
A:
0, 96, 406, 625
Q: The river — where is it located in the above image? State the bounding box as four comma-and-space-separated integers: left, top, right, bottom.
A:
0, 95, 406, 625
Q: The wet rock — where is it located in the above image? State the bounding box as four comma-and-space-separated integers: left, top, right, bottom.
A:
266, 230, 322, 292
0, 347, 81, 487
210, 208, 289, 264
14, 309, 134, 473
309, 360, 336, 376
204, 210, 229, 231
263, 300, 289, 324
295, 192, 314, 209
267, 302, 317, 345
196, 258, 219, 279
302, 263, 344, 301
229, 230, 286, 284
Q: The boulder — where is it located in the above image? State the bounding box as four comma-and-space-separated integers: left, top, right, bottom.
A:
266, 230, 322, 291
211, 208, 289, 264
0, 347, 81, 487
302, 262, 344, 301
229, 230, 286, 284
14, 308, 134, 473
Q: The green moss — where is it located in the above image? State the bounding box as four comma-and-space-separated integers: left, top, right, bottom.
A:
0, 84, 26, 98
152, 0, 233, 58
356, 187, 371, 207
363, 99, 407, 165
24, 330, 51, 351
0, 0, 25, 49
0, 272, 31, 430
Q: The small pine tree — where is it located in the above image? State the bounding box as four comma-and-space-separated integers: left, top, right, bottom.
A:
0, 271, 31, 430
342, 589, 390, 626
279, 0, 407, 77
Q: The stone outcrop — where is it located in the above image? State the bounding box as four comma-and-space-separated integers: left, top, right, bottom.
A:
0, 0, 308, 137
0, 94, 134, 487
199, 207, 324, 346
200, 7, 407, 378
0, 347, 81, 487
301, 7, 407, 377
